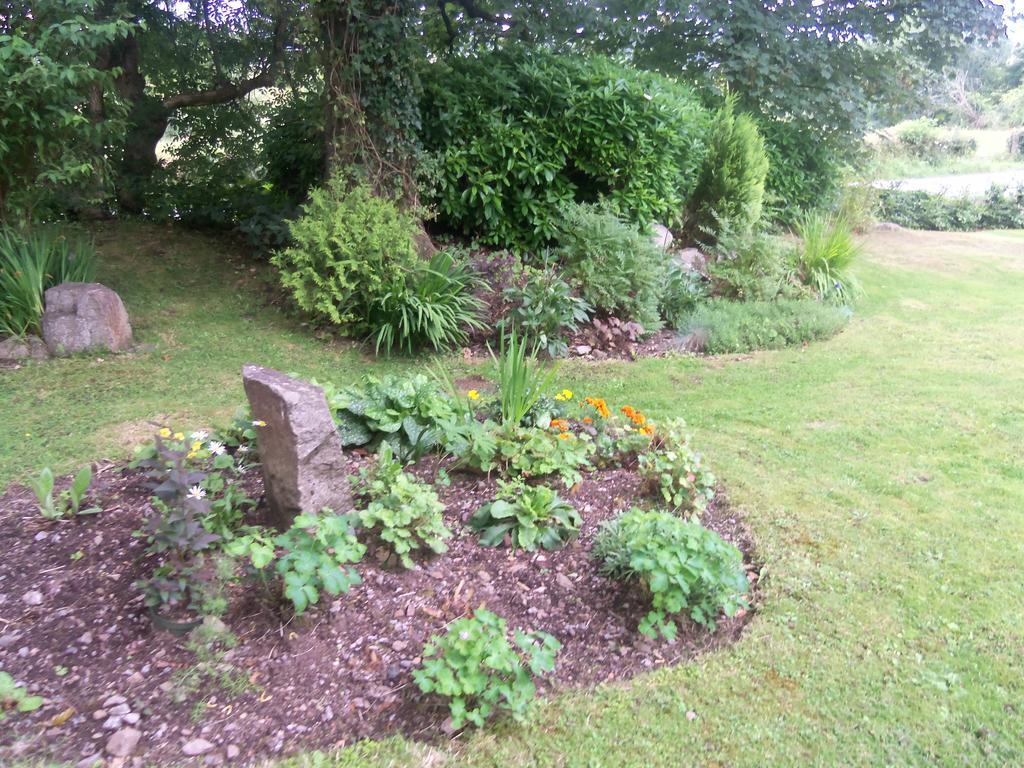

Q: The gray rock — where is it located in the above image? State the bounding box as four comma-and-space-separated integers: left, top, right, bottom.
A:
103, 716, 123, 730
103, 694, 127, 708
41, 283, 133, 357
574, 345, 592, 356
22, 590, 43, 606
105, 727, 142, 757
122, 713, 141, 725
108, 703, 131, 716
675, 247, 708, 275
0, 334, 48, 361
874, 221, 903, 232
242, 365, 352, 529
226, 745, 240, 760
182, 738, 215, 756
649, 223, 673, 250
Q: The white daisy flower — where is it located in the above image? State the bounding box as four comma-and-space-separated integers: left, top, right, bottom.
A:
252, 420, 267, 427
186, 485, 207, 500
208, 441, 226, 455
237, 445, 250, 453
190, 430, 209, 441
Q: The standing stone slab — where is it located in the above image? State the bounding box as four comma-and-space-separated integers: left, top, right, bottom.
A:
242, 364, 351, 528
41, 282, 133, 356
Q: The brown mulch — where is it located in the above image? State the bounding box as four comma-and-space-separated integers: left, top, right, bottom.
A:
0, 457, 759, 766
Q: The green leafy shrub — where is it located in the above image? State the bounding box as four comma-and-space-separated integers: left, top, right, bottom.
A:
685, 95, 769, 239
555, 203, 670, 332
470, 480, 582, 551
877, 185, 1024, 231
0, 671, 43, 720
660, 263, 708, 331
420, 49, 710, 250
501, 267, 591, 358
895, 118, 976, 161
271, 180, 420, 336
320, 374, 455, 463
684, 299, 851, 354
0, 228, 96, 337
356, 444, 451, 568
275, 509, 365, 614
28, 465, 100, 519
592, 508, 749, 639
261, 93, 324, 204
413, 608, 561, 728
638, 419, 716, 513
760, 120, 843, 224
367, 249, 486, 355
794, 212, 863, 303
704, 216, 796, 301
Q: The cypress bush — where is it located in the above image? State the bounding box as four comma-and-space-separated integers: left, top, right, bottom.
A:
685, 94, 769, 241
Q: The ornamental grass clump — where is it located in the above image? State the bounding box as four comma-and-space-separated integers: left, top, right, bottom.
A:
794, 211, 863, 304
592, 508, 749, 639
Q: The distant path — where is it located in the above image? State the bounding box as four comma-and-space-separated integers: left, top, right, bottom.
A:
875, 169, 1024, 197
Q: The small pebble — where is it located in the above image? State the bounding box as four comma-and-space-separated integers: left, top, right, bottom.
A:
22, 590, 43, 606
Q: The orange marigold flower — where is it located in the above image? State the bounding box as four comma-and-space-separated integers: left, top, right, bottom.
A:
584, 397, 610, 419
582, 417, 593, 424
621, 406, 637, 419
550, 419, 569, 431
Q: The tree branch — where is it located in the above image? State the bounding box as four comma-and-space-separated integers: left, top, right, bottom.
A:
444, 0, 513, 29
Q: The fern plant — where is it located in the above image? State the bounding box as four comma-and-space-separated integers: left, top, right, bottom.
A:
794, 212, 863, 304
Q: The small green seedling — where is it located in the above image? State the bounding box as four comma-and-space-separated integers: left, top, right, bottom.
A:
29, 465, 101, 519
0, 671, 43, 721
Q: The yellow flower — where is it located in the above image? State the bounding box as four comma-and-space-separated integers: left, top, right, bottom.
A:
173, 432, 184, 441
554, 389, 574, 402
467, 390, 480, 401
186, 452, 197, 460
191, 441, 202, 452
158, 427, 171, 438
557, 432, 572, 440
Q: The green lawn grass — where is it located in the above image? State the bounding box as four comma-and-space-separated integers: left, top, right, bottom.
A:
3, 222, 1024, 766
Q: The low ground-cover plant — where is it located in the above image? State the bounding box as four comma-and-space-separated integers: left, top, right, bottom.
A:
794, 212, 862, 304
413, 608, 561, 728
501, 266, 590, 358
877, 185, 1024, 231
638, 418, 715, 513
355, 444, 451, 568
274, 509, 365, 614
0, 671, 43, 721
28, 465, 100, 519
555, 203, 669, 332
321, 374, 455, 463
592, 508, 749, 639
703, 215, 798, 302
684, 299, 851, 354
0, 227, 96, 337
470, 479, 581, 551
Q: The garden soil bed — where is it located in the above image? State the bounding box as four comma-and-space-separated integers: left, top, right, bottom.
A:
0, 457, 759, 767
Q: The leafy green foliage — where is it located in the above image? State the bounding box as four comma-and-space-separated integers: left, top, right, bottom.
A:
261, 93, 325, 204
490, 328, 560, 427
470, 480, 582, 551
759, 120, 844, 223
501, 267, 591, 359
877, 185, 1024, 231
271, 180, 421, 336
367, 249, 486, 355
555, 203, 670, 332
413, 608, 561, 729
684, 299, 851, 354
28, 464, 99, 519
275, 509, 366, 615
0, 0, 134, 220
794, 213, 863, 304
894, 118, 976, 161
637, 419, 716, 513
321, 374, 454, 463
0, 670, 43, 720
420, 49, 710, 250
0, 228, 96, 336
592, 508, 749, 639
660, 263, 708, 331
703, 217, 797, 302
685, 95, 769, 239
356, 444, 451, 568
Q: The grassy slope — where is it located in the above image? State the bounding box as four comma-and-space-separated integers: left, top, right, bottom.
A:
3, 223, 1024, 767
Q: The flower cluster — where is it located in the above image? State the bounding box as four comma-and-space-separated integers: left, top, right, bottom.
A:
583, 397, 610, 419
621, 406, 655, 436
549, 418, 570, 432
554, 389, 574, 402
